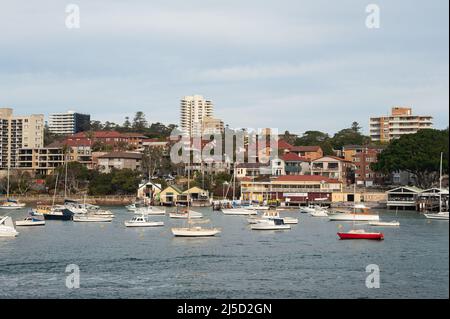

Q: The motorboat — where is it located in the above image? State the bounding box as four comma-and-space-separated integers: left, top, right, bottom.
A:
329, 204, 379, 221
337, 229, 384, 240
135, 206, 166, 216
169, 209, 203, 219
125, 214, 164, 227
247, 210, 298, 225
171, 226, 221, 237
369, 221, 400, 227
299, 205, 317, 214
0, 199, 26, 210
251, 218, 291, 230
0, 216, 19, 237
424, 212, 449, 220
73, 214, 113, 222
310, 209, 329, 217
64, 199, 114, 217
15, 214, 46, 226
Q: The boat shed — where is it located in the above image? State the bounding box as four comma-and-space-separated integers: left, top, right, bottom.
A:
386, 186, 423, 210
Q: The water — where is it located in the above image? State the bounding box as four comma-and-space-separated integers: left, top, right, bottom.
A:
0, 207, 448, 299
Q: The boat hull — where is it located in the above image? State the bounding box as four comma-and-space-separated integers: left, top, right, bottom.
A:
329, 214, 379, 221
0, 229, 19, 237
171, 227, 221, 237
73, 216, 113, 222
222, 209, 257, 215
424, 213, 449, 220
15, 220, 45, 226
125, 221, 164, 227
369, 221, 400, 227
251, 224, 291, 230
337, 232, 384, 240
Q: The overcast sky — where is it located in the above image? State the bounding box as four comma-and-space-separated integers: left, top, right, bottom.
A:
0, 0, 448, 135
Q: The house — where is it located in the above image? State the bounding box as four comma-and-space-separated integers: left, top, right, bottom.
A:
236, 163, 270, 178
181, 186, 211, 206
289, 146, 323, 161
159, 185, 183, 206
137, 182, 162, 200
97, 152, 143, 173
66, 131, 147, 151
386, 186, 423, 210
311, 156, 355, 184
281, 153, 311, 175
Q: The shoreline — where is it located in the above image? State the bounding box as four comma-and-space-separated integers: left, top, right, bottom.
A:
1, 195, 136, 206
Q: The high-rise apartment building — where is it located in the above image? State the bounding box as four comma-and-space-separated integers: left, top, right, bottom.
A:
370, 107, 433, 142
180, 95, 214, 136
0, 108, 44, 169
202, 116, 224, 135
48, 110, 90, 135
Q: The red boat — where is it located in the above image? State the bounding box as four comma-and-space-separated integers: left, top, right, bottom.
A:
338, 229, 384, 240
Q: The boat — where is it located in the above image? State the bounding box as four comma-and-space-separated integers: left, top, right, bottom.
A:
337, 229, 384, 240
169, 209, 203, 219
15, 214, 46, 226
0, 199, 26, 210
124, 214, 164, 227
299, 205, 318, 214
43, 206, 74, 221
0, 216, 19, 237
251, 218, 291, 230
329, 204, 379, 221
222, 207, 257, 215
247, 210, 298, 224
425, 153, 449, 221
134, 206, 166, 216
369, 221, 400, 227
73, 214, 113, 222
0, 163, 26, 210
171, 165, 221, 237
310, 209, 329, 217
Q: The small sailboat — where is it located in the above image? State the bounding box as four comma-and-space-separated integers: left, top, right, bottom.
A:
134, 206, 166, 216
310, 208, 329, 217
0, 163, 26, 210
124, 214, 164, 227
370, 207, 400, 227
425, 153, 449, 221
247, 210, 298, 224
0, 216, 19, 237
42, 173, 74, 221
73, 214, 113, 222
169, 207, 203, 219
171, 166, 221, 237
15, 213, 46, 226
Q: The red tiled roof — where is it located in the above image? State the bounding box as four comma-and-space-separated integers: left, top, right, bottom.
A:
277, 139, 294, 150
290, 145, 322, 152
281, 153, 310, 162
70, 131, 145, 139
274, 175, 341, 183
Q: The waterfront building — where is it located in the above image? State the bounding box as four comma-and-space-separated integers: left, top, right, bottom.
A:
202, 116, 224, 135
97, 152, 143, 173
370, 107, 433, 142
48, 111, 90, 135
159, 185, 183, 206
180, 95, 214, 136
137, 182, 162, 200
16, 147, 65, 175
0, 108, 44, 170
311, 156, 355, 184
386, 186, 423, 210
240, 175, 342, 205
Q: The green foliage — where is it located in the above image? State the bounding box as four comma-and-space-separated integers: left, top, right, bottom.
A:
294, 131, 334, 155
88, 169, 140, 195
371, 129, 449, 188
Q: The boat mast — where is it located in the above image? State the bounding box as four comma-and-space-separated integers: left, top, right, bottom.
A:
232, 161, 236, 201
52, 172, 60, 208
187, 163, 191, 228
64, 150, 68, 199
439, 152, 443, 213
6, 157, 10, 199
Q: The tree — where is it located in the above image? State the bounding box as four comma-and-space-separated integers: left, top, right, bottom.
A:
371, 129, 449, 188
351, 121, 362, 133
294, 131, 334, 155
331, 123, 371, 149
132, 111, 148, 131
280, 130, 297, 145
90, 120, 104, 131
123, 117, 131, 130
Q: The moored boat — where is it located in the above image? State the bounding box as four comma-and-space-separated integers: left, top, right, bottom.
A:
15, 214, 46, 226
251, 218, 291, 230
337, 229, 384, 240
124, 214, 164, 227
329, 204, 379, 221
0, 216, 19, 237
369, 221, 400, 227
169, 209, 203, 219
0, 199, 26, 210
73, 214, 113, 222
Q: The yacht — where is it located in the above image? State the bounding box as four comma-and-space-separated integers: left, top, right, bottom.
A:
369, 221, 400, 227
125, 214, 164, 227
135, 206, 166, 216
169, 209, 203, 219
310, 208, 329, 217
247, 210, 298, 224
222, 207, 257, 216
338, 229, 384, 240
42, 206, 74, 221
0, 199, 26, 210
425, 153, 449, 221
329, 204, 379, 221
0, 216, 19, 237
251, 218, 291, 230
73, 214, 113, 222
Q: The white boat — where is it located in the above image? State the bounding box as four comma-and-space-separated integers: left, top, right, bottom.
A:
251, 218, 291, 230
425, 153, 449, 221
15, 215, 46, 226
299, 205, 317, 214
222, 208, 257, 215
0, 216, 19, 237
171, 226, 221, 237
169, 209, 203, 219
310, 209, 329, 217
369, 221, 400, 227
135, 206, 166, 215
0, 199, 26, 210
73, 214, 113, 222
246, 205, 269, 210
248, 210, 298, 224
424, 212, 449, 220
124, 214, 164, 227
329, 204, 379, 221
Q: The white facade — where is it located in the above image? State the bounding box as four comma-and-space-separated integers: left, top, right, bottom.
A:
48, 110, 90, 135
180, 95, 214, 136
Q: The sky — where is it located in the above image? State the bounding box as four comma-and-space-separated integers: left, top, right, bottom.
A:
0, 0, 448, 136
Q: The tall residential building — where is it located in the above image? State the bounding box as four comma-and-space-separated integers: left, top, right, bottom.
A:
180, 95, 214, 136
0, 108, 44, 169
48, 110, 91, 135
370, 107, 433, 142
202, 116, 224, 135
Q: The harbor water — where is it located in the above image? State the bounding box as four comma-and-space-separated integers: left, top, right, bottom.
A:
0, 207, 448, 299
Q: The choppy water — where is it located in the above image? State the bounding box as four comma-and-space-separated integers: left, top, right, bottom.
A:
0, 207, 448, 299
